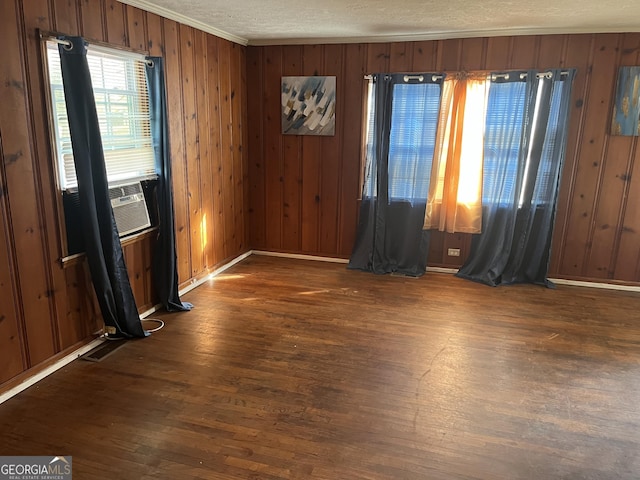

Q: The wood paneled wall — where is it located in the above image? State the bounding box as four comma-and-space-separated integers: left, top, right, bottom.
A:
0, 0, 248, 389
247, 34, 640, 284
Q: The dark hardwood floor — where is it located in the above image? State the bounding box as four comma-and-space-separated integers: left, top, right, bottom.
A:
1, 255, 640, 479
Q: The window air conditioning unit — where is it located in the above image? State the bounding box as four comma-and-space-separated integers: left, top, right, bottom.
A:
108, 181, 151, 237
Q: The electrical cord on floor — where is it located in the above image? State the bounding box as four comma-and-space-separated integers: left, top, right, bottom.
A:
97, 317, 165, 340
101, 333, 124, 341
141, 318, 165, 333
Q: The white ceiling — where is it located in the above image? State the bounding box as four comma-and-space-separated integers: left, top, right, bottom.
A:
119, 0, 640, 46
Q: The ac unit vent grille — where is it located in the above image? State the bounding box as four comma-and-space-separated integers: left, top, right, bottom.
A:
108, 182, 143, 200
109, 181, 151, 237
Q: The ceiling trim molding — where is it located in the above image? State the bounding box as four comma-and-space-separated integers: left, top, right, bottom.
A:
115, 1, 639, 48
246, 25, 640, 46
116, 0, 249, 46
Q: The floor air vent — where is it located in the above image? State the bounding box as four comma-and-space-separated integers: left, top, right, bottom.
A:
108, 181, 151, 237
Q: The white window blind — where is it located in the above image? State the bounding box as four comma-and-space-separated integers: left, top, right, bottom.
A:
46, 41, 156, 190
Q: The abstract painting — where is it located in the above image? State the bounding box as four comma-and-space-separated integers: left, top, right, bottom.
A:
281, 76, 336, 136
611, 66, 640, 136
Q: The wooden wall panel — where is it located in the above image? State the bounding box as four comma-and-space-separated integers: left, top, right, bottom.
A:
300, 45, 323, 253
440, 39, 462, 70
263, 46, 284, 250
585, 35, 634, 279
122, 234, 156, 312
0, 134, 26, 384
0, 0, 249, 392
52, 0, 80, 36
247, 33, 640, 284
460, 37, 486, 71
218, 39, 237, 260
247, 47, 266, 250
281, 45, 303, 252
145, 7, 163, 56
484, 37, 512, 70
104, 0, 127, 46
126, 5, 146, 51
338, 43, 366, 255
412, 41, 439, 72
123, 241, 145, 310
60, 263, 91, 349
1, 0, 57, 365
559, 34, 620, 278
195, 30, 213, 270
536, 35, 567, 68
22, 0, 72, 354
163, 19, 190, 284
549, 35, 594, 276
614, 141, 640, 281
180, 24, 202, 278
241, 46, 251, 257
206, 36, 226, 261
366, 43, 390, 73
609, 34, 640, 280
390, 42, 412, 71
318, 44, 343, 254
79, 0, 105, 40
230, 43, 247, 254
124, 5, 147, 51
510, 36, 538, 69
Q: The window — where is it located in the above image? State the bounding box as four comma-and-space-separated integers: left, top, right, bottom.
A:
530, 79, 567, 205
387, 82, 441, 202
45, 42, 156, 190
363, 71, 571, 215
483, 80, 526, 206
362, 76, 441, 203
362, 79, 377, 198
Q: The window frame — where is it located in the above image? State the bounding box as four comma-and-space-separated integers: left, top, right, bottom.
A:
39, 31, 157, 261
360, 70, 571, 211
361, 73, 443, 205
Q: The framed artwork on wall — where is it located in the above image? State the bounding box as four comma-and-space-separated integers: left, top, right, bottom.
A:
281, 76, 336, 136
611, 66, 640, 136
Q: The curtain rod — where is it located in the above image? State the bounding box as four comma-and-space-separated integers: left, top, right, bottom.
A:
43, 36, 151, 65
492, 70, 570, 81
366, 70, 570, 81
39, 30, 150, 59
363, 74, 444, 82
48, 37, 73, 49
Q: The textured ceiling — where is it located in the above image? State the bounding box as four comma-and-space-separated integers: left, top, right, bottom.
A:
119, 0, 640, 45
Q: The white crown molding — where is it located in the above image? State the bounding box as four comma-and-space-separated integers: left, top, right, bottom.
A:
113, 2, 640, 48
116, 0, 249, 46
247, 25, 640, 46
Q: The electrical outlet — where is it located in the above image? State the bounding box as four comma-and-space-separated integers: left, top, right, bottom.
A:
447, 248, 461, 257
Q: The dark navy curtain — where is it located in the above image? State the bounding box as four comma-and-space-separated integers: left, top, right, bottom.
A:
145, 57, 192, 312
348, 74, 442, 276
457, 69, 576, 287
58, 36, 146, 338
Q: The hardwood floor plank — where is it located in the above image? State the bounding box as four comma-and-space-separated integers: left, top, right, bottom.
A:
0, 255, 639, 479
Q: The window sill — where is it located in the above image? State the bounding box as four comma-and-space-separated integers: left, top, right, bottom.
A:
59, 226, 159, 269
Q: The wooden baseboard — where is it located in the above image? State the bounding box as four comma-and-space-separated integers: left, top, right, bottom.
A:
549, 277, 640, 292
251, 250, 349, 264
249, 250, 640, 292
178, 250, 253, 296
